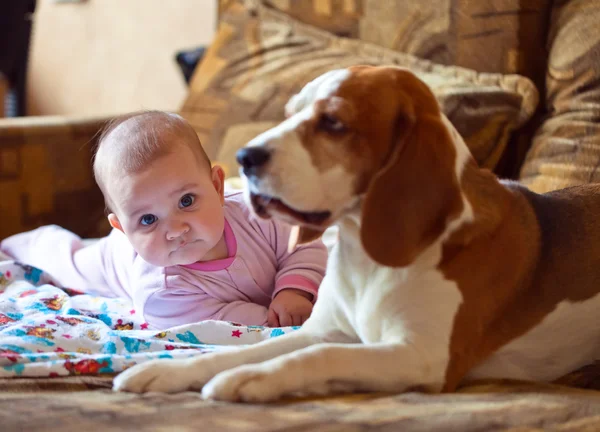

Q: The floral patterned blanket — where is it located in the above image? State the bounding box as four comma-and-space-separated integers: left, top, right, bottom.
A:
0, 259, 294, 378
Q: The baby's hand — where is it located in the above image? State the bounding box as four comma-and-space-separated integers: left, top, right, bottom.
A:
268, 289, 314, 327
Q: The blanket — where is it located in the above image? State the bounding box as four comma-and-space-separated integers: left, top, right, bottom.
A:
0, 259, 296, 378
4, 254, 600, 431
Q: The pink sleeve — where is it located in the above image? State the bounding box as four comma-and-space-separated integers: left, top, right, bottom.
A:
267, 220, 328, 302
141, 278, 269, 329
0, 225, 132, 298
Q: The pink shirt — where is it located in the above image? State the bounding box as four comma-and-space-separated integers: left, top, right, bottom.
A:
0, 191, 328, 329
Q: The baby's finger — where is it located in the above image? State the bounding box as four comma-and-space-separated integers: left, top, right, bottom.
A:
279, 311, 292, 327
300, 306, 313, 325
267, 308, 280, 327
292, 314, 302, 327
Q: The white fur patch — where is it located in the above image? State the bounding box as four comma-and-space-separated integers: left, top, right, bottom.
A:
302, 208, 464, 391
244, 69, 354, 214
468, 293, 600, 381
285, 69, 351, 117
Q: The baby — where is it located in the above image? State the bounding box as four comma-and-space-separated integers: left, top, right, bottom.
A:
0, 111, 328, 329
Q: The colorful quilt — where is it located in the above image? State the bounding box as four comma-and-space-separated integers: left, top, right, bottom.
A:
0, 259, 297, 378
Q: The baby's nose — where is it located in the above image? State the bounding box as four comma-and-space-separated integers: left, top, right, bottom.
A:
167, 221, 189, 240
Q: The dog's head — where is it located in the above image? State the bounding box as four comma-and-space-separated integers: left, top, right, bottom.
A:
237, 65, 469, 267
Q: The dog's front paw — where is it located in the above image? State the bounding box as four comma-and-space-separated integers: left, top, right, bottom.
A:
202, 364, 285, 403
113, 358, 201, 394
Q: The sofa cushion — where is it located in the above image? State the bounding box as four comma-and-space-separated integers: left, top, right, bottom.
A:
225, 1, 551, 85
519, 0, 600, 193
184, 0, 539, 178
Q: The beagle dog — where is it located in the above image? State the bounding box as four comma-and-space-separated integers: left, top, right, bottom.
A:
113, 65, 600, 402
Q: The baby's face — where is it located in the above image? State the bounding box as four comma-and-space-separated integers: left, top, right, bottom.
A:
108, 146, 225, 266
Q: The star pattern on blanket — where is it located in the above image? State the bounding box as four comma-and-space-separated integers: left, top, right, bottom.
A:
0, 260, 299, 378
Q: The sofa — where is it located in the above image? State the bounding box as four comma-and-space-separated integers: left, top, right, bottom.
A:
2, 1, 600, 430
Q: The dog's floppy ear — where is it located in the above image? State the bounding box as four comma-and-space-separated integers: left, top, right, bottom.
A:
361, 98, 464, 268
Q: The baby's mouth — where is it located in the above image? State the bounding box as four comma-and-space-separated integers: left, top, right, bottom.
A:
178, 239, 196, 249
250, 193, 331, 227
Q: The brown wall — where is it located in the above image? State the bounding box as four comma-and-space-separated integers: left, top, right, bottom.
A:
27, 0, 217, 117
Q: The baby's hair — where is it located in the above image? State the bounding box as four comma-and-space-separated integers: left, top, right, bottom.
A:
93, 110, 211, 211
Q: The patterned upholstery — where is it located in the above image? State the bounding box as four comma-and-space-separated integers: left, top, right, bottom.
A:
3, 375, 600, 431
520, 0, 600, 193
262, 0, 551, 87
184, 0, 539, 178
0, 116, 111, 240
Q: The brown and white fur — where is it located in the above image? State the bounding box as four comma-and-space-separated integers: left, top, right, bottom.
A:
113, 65, 600, 401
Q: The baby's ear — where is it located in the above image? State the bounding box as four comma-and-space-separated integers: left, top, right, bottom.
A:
211, 161, 228, 178
211, 164, 226, 205
108, 214, 124, 232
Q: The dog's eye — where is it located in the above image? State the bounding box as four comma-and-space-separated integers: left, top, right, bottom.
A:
318, 114, 347, 134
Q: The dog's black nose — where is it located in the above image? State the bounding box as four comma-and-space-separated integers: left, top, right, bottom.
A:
236, 147, 271, 174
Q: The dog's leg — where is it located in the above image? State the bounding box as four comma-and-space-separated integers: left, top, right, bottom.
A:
113, 329, 325, 393
202, 342, 446, 402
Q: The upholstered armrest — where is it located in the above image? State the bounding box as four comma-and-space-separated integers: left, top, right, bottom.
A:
0, 115, 113, 240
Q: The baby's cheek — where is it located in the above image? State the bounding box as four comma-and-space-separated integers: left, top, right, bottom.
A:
204, 209, 225, 238
132, 235, 164, 265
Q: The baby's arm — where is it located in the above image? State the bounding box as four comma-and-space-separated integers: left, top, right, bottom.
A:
140, 284, 269, 329
271, 223, 328, 301
261, 220, 328, 327
0, 225, 131, 298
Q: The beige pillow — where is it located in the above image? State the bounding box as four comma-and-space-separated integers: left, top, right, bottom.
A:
183, 0, 539, 178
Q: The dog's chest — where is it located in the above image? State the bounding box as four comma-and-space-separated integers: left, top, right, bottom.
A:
326, 229, 463, 347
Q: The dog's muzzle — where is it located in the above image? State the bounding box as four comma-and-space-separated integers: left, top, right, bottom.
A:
250, 193, 331, 227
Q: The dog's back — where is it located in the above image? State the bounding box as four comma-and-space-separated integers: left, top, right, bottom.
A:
516, 182, 600, 299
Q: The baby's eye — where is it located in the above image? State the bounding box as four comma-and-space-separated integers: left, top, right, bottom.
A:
140, 214, 157, 226
179, 193, 195, 208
